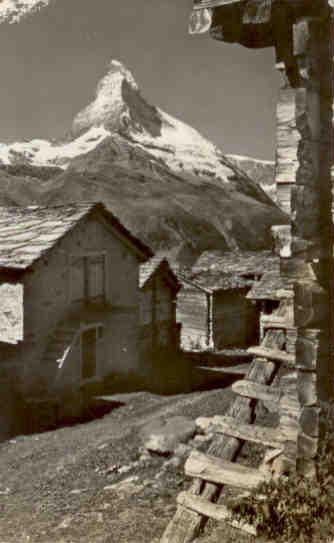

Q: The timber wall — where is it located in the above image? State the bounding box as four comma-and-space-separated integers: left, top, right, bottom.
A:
177, 285, 210, 351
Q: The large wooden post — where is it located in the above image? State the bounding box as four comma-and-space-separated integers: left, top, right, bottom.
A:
275, 62, 299, 215
290, 9, 334, 475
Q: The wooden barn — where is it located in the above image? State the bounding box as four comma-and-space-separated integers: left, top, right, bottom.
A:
177, 251, 279, 352
176, 275, 213, 351
0, 202, 153, 435
139, 256, 181, 359
177, 273, 260, 352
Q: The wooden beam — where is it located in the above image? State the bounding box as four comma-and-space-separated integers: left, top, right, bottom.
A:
185, 450, 270, 489
193, 0, 240, 9
248, 346, 295, 366
200, 414, 285, 448
176, 492, 257, 536
197, 364, 250, 376
232, 379, 280, 404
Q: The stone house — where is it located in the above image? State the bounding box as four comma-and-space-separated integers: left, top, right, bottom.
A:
0, 202, 154, 434
177, 251, 280, 352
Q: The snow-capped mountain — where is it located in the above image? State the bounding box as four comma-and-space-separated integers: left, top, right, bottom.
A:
0, 61, 267, 192
0, 60, 287, 262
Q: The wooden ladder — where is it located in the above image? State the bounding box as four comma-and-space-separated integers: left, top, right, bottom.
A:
160, 299, 299, 542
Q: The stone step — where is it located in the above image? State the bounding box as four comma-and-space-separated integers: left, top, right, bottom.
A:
232, 379, 280, 405
248, 346, 295, 366
197, 415, 285, 448
185, 450, 270, 490
176, 491, 257, 536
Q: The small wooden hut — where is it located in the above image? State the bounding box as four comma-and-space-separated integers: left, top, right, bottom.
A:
177, 272, 260, 352
139, 257, 181, 357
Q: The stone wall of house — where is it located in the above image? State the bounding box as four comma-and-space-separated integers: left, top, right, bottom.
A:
19, 213, 141, 397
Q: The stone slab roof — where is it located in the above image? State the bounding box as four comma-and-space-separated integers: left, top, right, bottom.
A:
190, 270, 253, 292
193, 250, 278, 276
0, 202, 153, 271
139, 256, 180, 290
176, 271, 213, 295
247, 269, 294, 300
188, 250, 279, 293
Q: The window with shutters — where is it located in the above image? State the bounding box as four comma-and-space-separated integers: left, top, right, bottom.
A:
70, 253, 106, 302
87, 254, 105, 299
70, 256, 86, 302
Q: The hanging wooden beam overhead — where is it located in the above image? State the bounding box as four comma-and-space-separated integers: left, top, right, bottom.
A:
193, 0, 242, 9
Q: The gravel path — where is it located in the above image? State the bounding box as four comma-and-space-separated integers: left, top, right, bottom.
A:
0, 387, 237, 543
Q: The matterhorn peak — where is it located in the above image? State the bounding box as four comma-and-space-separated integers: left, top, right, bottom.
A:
72, 59, 162, 138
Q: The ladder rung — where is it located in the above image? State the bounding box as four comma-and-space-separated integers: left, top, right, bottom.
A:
177, 491, 257, 536
232, 379, 280, 405
198, 415, 286, 448
185, 450, 270, 490
248, 347, 295, 366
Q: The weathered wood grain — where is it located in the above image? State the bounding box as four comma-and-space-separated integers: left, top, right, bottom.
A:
177, 492, 257, 536
185, 450, 270, 489
199, 414, 285, 448
232, 379, 280, 404
160, 325, 285, 543
248, 346, 295, 366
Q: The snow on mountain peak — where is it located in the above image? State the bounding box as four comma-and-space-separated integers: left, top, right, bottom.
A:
0, 59, 273, 199
0, 0, 49, 24
72, 59, 161, 138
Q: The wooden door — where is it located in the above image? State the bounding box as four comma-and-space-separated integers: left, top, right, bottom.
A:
81, 328, 97, 380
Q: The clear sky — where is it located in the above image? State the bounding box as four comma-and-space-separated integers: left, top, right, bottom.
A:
0, 0, 280, 159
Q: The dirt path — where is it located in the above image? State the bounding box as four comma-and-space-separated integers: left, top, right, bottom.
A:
0, 387, 238, 543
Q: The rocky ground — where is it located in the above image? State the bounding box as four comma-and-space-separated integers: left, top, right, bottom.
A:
0, 386, 260, 543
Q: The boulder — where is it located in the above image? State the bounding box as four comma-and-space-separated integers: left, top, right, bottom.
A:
142, 416, 196, 455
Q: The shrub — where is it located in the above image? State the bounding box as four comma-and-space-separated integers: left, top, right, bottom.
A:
230, 402, 334, 542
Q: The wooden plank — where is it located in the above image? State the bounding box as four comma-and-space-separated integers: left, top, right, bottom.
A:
248, 346, 295, 366
176, 492, 257, 536
262, 321, 296, 332
185, 450, 270, 490
160, 325, 285, 543
193, 0, 240, 9
197, 364, 250, 376
200, 414, 285, 448
232, 379, 280, 404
